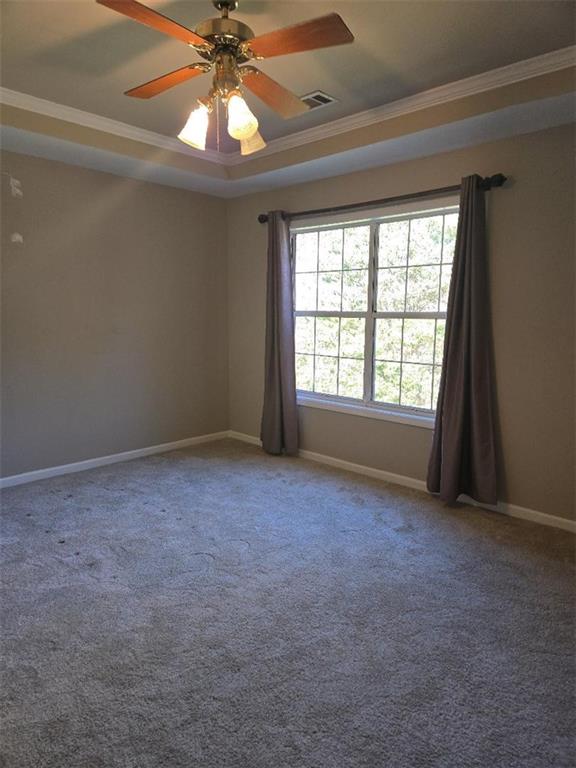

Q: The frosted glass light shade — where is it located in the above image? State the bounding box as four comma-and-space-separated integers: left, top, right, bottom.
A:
178, 103, 210, 150
227, 93, 258, 140
240, 130, 266, 156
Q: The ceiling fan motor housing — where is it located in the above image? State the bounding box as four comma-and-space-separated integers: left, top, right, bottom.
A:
195, 17, 254, 62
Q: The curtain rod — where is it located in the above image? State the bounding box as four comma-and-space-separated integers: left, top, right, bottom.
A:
257, 173, 507, 224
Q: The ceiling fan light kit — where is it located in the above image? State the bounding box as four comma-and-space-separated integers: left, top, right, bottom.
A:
226, 91, 259, 140
177, 100, 211, 150
240, 129, 266, 157
96, 0, 354, 154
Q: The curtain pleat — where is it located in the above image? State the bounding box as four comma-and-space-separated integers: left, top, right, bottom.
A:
427, 175, 498, 504
260, 211, 299, 456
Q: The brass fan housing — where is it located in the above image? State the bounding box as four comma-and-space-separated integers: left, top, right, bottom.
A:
212, 51, 242, 98
194, 17, 255, 63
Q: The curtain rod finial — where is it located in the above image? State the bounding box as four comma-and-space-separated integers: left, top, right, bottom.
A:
480, 173, 507, 190
491, 173, 507, 187
258, 213, 269, 224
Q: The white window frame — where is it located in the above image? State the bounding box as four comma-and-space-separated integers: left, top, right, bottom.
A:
291, 198, 459, 430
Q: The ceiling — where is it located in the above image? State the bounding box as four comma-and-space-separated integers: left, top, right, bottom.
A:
1, 0, 574, 152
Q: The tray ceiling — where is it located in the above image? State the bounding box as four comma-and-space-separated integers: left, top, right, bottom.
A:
1, 0, 574, 152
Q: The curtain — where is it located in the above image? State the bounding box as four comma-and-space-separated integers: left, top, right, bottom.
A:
260, 211, 299, 456
427, 175, 497, 504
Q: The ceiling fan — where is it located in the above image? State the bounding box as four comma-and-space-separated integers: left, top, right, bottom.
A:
96, 0, 354, 154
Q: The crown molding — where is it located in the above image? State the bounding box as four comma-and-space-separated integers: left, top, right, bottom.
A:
3, 92, 573, 198
1, 45, 573, 168
0, 87, 223, 165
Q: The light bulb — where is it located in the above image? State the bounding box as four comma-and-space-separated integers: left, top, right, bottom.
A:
227, 92, 258, 141
178, 102, 210, 150
240, 130, 267, 156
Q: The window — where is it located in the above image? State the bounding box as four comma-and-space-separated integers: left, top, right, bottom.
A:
292, 203, 458, 421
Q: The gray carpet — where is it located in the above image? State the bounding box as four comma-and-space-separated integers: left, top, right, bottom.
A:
1, 439, 574, 768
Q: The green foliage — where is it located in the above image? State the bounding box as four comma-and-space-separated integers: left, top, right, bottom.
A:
315, 355, 338, 395
344, 226, 370, 269
294, 211, 456, 407
379, 220, 409, 267
318, 270, 341, 310
409, 215, 443, 264
378, 267, 406, 312
401, 363, 433, 409
340, 318, 365, 359
406, 266, 441, 312
343, 269, 368, 311
319, 229, 343, 271
295, 232, 317, 272
375, 361, 401, 404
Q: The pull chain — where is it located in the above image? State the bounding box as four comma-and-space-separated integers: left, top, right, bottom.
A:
216, 96, 220, 154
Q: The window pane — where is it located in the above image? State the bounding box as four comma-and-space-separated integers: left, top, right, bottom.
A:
314, 355, 338, 395
377, 268, 406, 312
406, 266, 440, 311
295, 232, 317, 272
340, 317, 365, 359
435, 320, 446, 364
343, 226, 370, 269
319, 229, 343, 271
403, 319, 435, 364
379, 220, 409, 267
295, 354, 314, 391
439, 263, 452, 311
432, 365, 443, 407
317, 271, 342, 311
408, 216, 443, 265
292, 209, 455, 414
342, 270, 368, 311
374, 361, 401, 404
401, 363, 433, 409
442, 213, 458, 263
375, 318, 402, 361
295, 272, 317, 311
295, 316, 315, 354
315, 316, 339, 357
338, 358, 364, 399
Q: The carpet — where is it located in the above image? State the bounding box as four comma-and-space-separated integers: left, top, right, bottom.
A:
1, 439, 574, 767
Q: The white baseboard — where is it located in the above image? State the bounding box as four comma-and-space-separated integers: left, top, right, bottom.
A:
300, 447, 428, 493
227, 430, 262, 446
228, 431, 576, 533
0, 431, 229, 489
2, 428, 574, 533
456, 494, 576, 533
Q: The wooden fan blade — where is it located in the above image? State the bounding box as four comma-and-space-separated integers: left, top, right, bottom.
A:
241, 68, 308, 119
96, 0, 211, 48
125, 64, 209, 98
245, 13, 353, 59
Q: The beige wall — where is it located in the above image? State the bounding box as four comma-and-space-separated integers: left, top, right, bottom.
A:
1, 151, 228, 476
226, 125, 575, 521
2, 126, 574, 521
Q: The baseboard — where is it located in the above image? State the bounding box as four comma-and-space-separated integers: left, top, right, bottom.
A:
227, 430, 262, 446
227, 431, 576, 533
457, 495, 576, 533
2, 428, 573, 533
0, 431, 230, 489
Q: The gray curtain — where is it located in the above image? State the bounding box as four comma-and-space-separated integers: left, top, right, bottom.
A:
260, 211, 299, 455
427, 175, 497, 504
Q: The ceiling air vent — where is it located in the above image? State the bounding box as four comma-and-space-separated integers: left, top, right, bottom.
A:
300, 91, 337, 110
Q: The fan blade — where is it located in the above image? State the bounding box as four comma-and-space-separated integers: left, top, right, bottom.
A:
245, 13, 353, 59
125, 64, 209, 98
96, 0, 211, 48
241, 68, 308, 119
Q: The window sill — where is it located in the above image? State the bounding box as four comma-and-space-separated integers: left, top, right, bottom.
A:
297, 393, 436, 430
